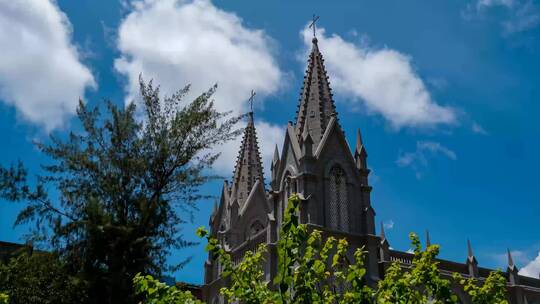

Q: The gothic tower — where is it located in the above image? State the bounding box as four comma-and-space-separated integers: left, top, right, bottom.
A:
269, 36, 379, 283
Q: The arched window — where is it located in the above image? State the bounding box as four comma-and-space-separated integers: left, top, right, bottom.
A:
328, 166, 349, 232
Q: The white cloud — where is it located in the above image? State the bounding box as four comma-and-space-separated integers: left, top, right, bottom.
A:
397, 141, 457, 178
115, 0, 281, 115
300, 27, 456, 129
477, 0, 514, 9
466, 0, 540, 34
502, 1, 540, 34
383, 220, 394, 230
520, 251, 540, 278
115, 0, 284, 175
472, 121, 489, 135
0, 0, 95, 131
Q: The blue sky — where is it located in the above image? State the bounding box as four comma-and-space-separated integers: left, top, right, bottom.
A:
1, 0, 540, 284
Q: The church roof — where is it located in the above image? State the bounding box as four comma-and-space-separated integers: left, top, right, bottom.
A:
230, 112, 264, 208
295, 37, 337, 147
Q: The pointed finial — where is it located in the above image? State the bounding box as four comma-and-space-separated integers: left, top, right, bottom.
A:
380, 221, 386, 240
355, 128, 364, 152
248, 90, 256, 113
467, 239, 474, 257
507, 248, 515, 267
308, 14, 320, 41
426, 230, 431, 247
273, 144, 279, 163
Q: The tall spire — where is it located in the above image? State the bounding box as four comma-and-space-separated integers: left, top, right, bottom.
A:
295, 36, 337, 147
231, 111, 264, 207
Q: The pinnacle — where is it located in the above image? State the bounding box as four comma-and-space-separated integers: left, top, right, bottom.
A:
507, 248, 515, 268
272, 144, 280, 164
355, 128, 364, 153
380, 221, 386, 240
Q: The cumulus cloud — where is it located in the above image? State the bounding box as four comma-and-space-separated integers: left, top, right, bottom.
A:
300, 27, 456, 129
115, 0, 283, 175
0, 0, 95, 131
520, 251, 540, 278
397, 141, 457, 178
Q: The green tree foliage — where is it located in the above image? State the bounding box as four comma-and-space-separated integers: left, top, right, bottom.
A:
0, 293, 8, 304
454, 271, 509, 304
133, 273, 202, 304
194, 194, 509, 304
376, 234, 458, 304
0, 78, 242, 304
0, 252, 86, 304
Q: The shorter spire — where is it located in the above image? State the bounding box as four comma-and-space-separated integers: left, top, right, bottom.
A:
467, 239, 474, 258
426, 230, 431, 247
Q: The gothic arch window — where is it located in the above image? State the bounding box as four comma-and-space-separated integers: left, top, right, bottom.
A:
328, 166, 349, 232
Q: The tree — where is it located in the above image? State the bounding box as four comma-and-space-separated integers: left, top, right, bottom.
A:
454, 271, 509, 304
0, 293, 7, 304
0, 252, 86, 304
0, 78, 242, 304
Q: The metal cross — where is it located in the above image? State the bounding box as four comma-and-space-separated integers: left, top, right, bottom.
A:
248, 90, 256, 112
309, 15, 320, 38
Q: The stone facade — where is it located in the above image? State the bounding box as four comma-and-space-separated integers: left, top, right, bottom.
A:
203, 37, 540, 304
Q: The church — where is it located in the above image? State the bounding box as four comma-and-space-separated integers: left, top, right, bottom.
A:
202, 33, 540, 304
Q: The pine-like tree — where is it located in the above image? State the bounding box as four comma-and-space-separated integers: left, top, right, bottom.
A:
0, 78, 242, 303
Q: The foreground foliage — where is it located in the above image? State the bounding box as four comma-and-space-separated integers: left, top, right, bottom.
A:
0, 252, 86, 304
133, 273, 202, 304
0, 293, 7, 304
0, 79, 241, 304
175, 195, 508, 303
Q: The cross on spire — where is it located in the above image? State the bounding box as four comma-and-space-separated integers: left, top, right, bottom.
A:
248, 90, 256, 112
309, 14, 320, 38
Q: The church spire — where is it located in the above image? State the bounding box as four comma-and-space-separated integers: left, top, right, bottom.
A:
231, 108, 264, 208
295, 31, 337, 147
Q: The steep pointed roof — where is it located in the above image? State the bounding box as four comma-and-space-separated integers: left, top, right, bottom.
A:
295, 38, 337, 147
231, 112, 265, 207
